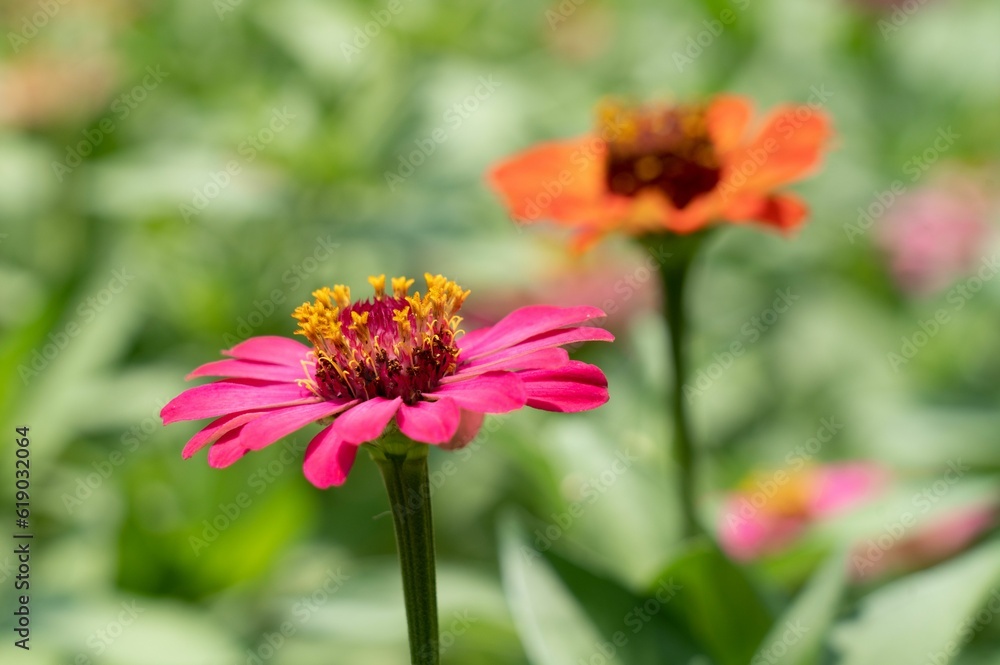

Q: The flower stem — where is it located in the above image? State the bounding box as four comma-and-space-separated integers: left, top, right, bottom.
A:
647, 233, 707, 540
662, 259, 701, 538
370, 439, 439, 665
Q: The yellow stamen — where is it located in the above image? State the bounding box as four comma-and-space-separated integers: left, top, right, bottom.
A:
368, 274, 386, 299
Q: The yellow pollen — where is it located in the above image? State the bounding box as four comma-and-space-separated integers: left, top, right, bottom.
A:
368, 274, 386, 299
392, 276, 415, 297
332, 285, 351, 308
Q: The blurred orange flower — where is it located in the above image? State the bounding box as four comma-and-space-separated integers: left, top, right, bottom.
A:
488, 96, 833, 249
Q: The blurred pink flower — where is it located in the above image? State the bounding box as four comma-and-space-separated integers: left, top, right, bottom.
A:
719, 463, 887, 561
878, 180, 993, 297
851, 501, 998, 581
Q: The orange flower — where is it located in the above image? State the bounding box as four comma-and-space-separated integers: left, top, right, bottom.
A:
488, 96, 832, 249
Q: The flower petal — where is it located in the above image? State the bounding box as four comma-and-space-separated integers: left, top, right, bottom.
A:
722, 192, 809, 232
207, 427, 251, 468
518, 360, 609, 412
459, 305, 607, 359
333, 397, 402, 444
440, 409, 485, 451
186, 358, 308, 382
706, 95, 753, 156
161, 381, 318, 424
182, 411, 262, 458
488, 138, 617, 226
223, 336, 313, 365
396, 397, 461, 444
721, 104, 832, 194
431, 371, 527, 413
461, 326, 613, 371
238, 400, 355, 453
303, 425, 359, 488
449, 347, 570, 380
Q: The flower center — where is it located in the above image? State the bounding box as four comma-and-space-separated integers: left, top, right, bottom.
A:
293, 274, 469, 405
600, 102, 721, 209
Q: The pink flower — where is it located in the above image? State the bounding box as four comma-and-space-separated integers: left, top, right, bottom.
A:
877, 180, 993, 297
719, 463, 887, 561
851, 501, 998, 581
161, 274, 612, 488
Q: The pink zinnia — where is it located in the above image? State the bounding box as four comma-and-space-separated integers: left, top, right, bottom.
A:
161, 274, 612, 488
719, 463, 887, 561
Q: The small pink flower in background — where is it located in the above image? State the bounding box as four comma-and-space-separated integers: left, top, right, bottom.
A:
877, 179, 994, 297
162, 274, 612, 489
719, 463, 887, 561
851, 501, 998, 581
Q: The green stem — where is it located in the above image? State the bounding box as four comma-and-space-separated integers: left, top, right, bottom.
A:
654, 238, 704, 540
370, 439, 439, 665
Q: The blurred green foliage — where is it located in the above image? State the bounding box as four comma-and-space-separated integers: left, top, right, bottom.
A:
2, 0, 1000, 663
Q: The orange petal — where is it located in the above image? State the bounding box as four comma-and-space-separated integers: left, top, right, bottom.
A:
706, 95, 753, 156
720, 105, 832, 196
487, 136, 626, 228
723, 192, 809, 232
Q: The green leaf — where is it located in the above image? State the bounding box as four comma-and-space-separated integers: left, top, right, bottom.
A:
830, 539, 1000, 665
752, 549, 848, 665
659, 536, 774, 665
498, 511, 625, 665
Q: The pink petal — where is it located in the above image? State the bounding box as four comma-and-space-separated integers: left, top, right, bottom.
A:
223, 336, 313, 365
810, 463, 887, 516
718, 497, 805, 561
182, 411, 263, 458
161, 381, 318, 424
396, 398, 461, 444
208, 428, 251, 468
518, 361, 609, 412
458, 305, 607, 359
460, 326, 613, 371
303, 425, 359, 488
186, 358, 308, 382
432, 371, 527, 413
333, 397, 402, 444
441, 409, 485, 451
238, 400, 355, 452
449, 347, 569, 380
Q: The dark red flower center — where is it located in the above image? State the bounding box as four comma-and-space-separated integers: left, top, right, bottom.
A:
600, 103, 721, 209
293, 275, 467, 405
